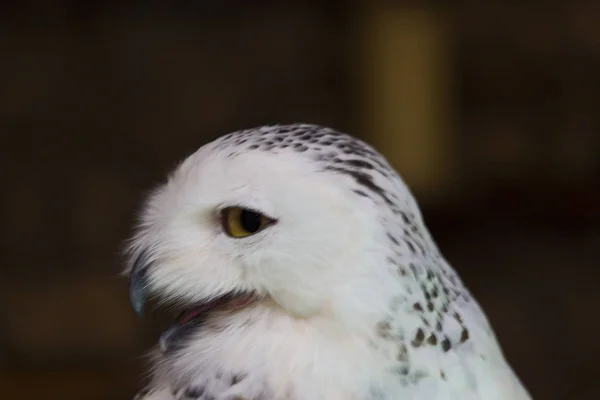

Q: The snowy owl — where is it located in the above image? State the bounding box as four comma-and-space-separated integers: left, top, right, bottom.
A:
125, 124, 532, 400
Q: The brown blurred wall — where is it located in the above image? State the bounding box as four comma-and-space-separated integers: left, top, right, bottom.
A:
1, 1, 599, 399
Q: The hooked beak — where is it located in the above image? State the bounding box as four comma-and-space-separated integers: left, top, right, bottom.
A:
126, 249, 261, 353
128, 251, 151, 318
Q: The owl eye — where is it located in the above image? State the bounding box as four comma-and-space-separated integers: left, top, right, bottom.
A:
220, 207, 275, 238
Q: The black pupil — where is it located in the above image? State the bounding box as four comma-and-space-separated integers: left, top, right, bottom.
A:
240, 210, 262, 233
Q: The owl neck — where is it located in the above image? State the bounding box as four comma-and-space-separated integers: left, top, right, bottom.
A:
154, 301, 391, 398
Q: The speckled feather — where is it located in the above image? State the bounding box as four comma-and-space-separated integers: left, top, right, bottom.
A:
126, 124, 532, 400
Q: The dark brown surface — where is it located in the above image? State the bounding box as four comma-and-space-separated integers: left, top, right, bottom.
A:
1, 367, 141, 400
1, 1, 599, 399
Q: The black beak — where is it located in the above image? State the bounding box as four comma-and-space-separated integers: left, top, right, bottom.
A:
128, 250, 151, 318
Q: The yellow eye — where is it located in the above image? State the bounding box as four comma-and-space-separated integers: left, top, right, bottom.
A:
220, 207, 274, 238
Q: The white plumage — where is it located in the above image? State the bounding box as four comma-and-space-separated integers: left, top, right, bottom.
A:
125, 124, 531, 400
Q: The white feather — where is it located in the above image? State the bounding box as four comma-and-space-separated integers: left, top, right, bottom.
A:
126, 125, 532, 400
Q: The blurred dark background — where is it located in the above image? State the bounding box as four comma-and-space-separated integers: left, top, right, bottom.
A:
1, 1, 599, 399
